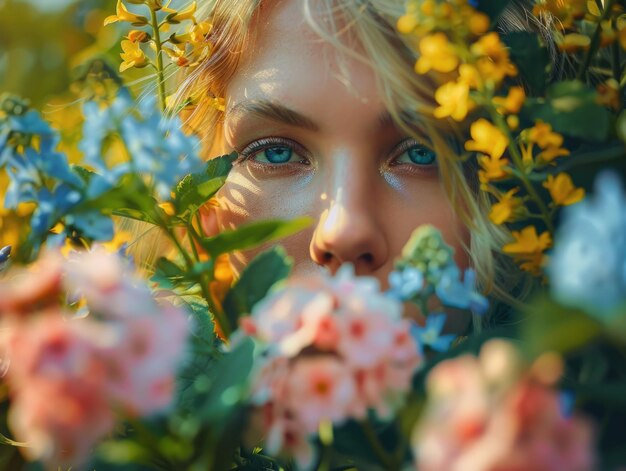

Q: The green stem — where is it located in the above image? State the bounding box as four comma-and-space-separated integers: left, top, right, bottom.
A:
488, 109, 555, 234
164, 225, 232, 339
577, 0, 615, 82
360, 420, 396, 470
150, 8, 167, 111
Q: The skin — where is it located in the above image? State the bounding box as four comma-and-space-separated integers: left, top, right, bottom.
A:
214, 0, 469, 294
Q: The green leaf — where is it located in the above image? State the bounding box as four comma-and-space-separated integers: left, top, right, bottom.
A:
173, 174, 226, 218
502, 31, 549, 96
150, 257, 188, 290
521, 296, 602, 357
194, 338, 255, 423
205, 152, 237, 179
199, 217, 312, 258
172, 153, 236, 219
522, 80, 611, 141
222, 247, 292, 327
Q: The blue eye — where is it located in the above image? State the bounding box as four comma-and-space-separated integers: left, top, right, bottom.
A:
261, 146, 293, 164
395, 141, 437, 166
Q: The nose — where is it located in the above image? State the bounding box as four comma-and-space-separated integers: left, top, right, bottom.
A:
309, 161, 388, 275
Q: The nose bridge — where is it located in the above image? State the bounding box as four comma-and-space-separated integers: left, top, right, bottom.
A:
310, 148, 388, 274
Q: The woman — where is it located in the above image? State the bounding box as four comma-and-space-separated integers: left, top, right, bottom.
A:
175, 0, 537, 331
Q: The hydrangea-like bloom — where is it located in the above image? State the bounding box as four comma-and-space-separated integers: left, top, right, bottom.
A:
240, 265, 422, 469
0, 249, 188, 468
413, 340, 595, 471
548, 171, 626, 317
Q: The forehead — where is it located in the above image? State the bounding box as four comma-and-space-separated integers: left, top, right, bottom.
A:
225, 0, 385, 128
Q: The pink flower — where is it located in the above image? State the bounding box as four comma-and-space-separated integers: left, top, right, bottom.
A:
8, 379, 114, 469
0, 248, 189, 468
244, 264, 423, 466
285, 356, 356, 434
413, 340, 596, 471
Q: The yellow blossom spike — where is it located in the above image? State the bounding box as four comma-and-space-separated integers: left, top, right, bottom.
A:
119, 39, 148, 72
478, 154, 510, 184
492, 86, 526, 115
465, 118, 509, 159
536, 146, 569, 164
471, 32, 517, 84
433, 80, 473, 121
165, 1, 197, 24
543, 173, 585, 206
104, 0, 149, 26
415, 33, 459, 74
527, 121, 563, 149
503, 225, 552, 276
489, 188, 522, 225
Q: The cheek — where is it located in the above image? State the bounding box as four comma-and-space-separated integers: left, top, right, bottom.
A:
384, 181, 470, 270
214, 167, 320, 273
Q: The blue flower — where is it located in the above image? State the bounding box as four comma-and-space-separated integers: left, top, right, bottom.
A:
548, 171, 626, 318
435, 265, 489, 315
388, 265, 424, 300
411, 313, 456, 352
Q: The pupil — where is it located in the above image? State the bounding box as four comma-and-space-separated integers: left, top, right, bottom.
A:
265, 146, 292, 163
408, 145, 435, 165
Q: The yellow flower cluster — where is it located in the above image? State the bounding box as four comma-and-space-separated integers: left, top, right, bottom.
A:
105, 1, 211, 74
398, 0, 593, 277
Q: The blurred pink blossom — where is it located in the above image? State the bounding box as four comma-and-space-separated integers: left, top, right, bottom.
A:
241, 264, 422, 466
0, 249, 189, 469
413, 339, 595, 471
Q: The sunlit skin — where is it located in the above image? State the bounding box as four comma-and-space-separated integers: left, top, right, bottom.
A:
215, 0, 469, 314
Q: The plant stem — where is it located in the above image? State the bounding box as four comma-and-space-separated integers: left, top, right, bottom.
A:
164, 225, 232, 339
488, 109, 555, 234
577, 0, 615, 82
150, 8, 167, 112
360, 420, 396, 470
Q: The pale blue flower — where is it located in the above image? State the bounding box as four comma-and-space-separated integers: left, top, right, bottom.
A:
411, 313, 456, 352
435, 266, 489, 315
548, 171, 626, 317
388, 266, 424, 301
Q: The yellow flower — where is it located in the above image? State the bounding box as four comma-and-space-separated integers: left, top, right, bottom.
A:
543, 173, 585, 206
415, 33, 459, 74
536, 146, 569, 164
458, 63, 480, 89
127, 30, 150, 43
433, 80, 474, 121
104, 0, 148, 26
478, 154, 510, 184
489, 188, 522, 225
119, 40, 148, 72
556, 33, 591, 52
397, 13, 419, 34
471, 32, 517, 84
468, 11, 490, 36
465, 118, 509, 159
596, 79, 620, 111
100, 231, 133, 253
527, 121, 563, 148
164, 1, 197, 24
492, 86, 526, 114
503, 226, 552, 276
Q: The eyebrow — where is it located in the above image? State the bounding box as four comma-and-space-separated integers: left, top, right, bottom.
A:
228, 99, 399, 133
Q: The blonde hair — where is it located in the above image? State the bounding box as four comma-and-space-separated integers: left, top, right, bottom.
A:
172, 0, 539, 321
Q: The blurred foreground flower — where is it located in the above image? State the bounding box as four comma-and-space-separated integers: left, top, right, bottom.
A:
413, 340, 595, 471
0, 249, 188, 469
239, 265, 422, 468
548, 171, 626, 317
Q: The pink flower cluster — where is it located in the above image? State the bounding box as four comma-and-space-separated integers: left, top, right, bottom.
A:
413, 340, 595, 471
239, 265, 422, 468
0, 249, 188, 469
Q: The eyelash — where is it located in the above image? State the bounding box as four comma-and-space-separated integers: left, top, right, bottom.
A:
235, 136, 437, 175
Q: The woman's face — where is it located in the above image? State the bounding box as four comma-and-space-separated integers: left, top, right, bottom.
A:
217, 0, 468, 287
